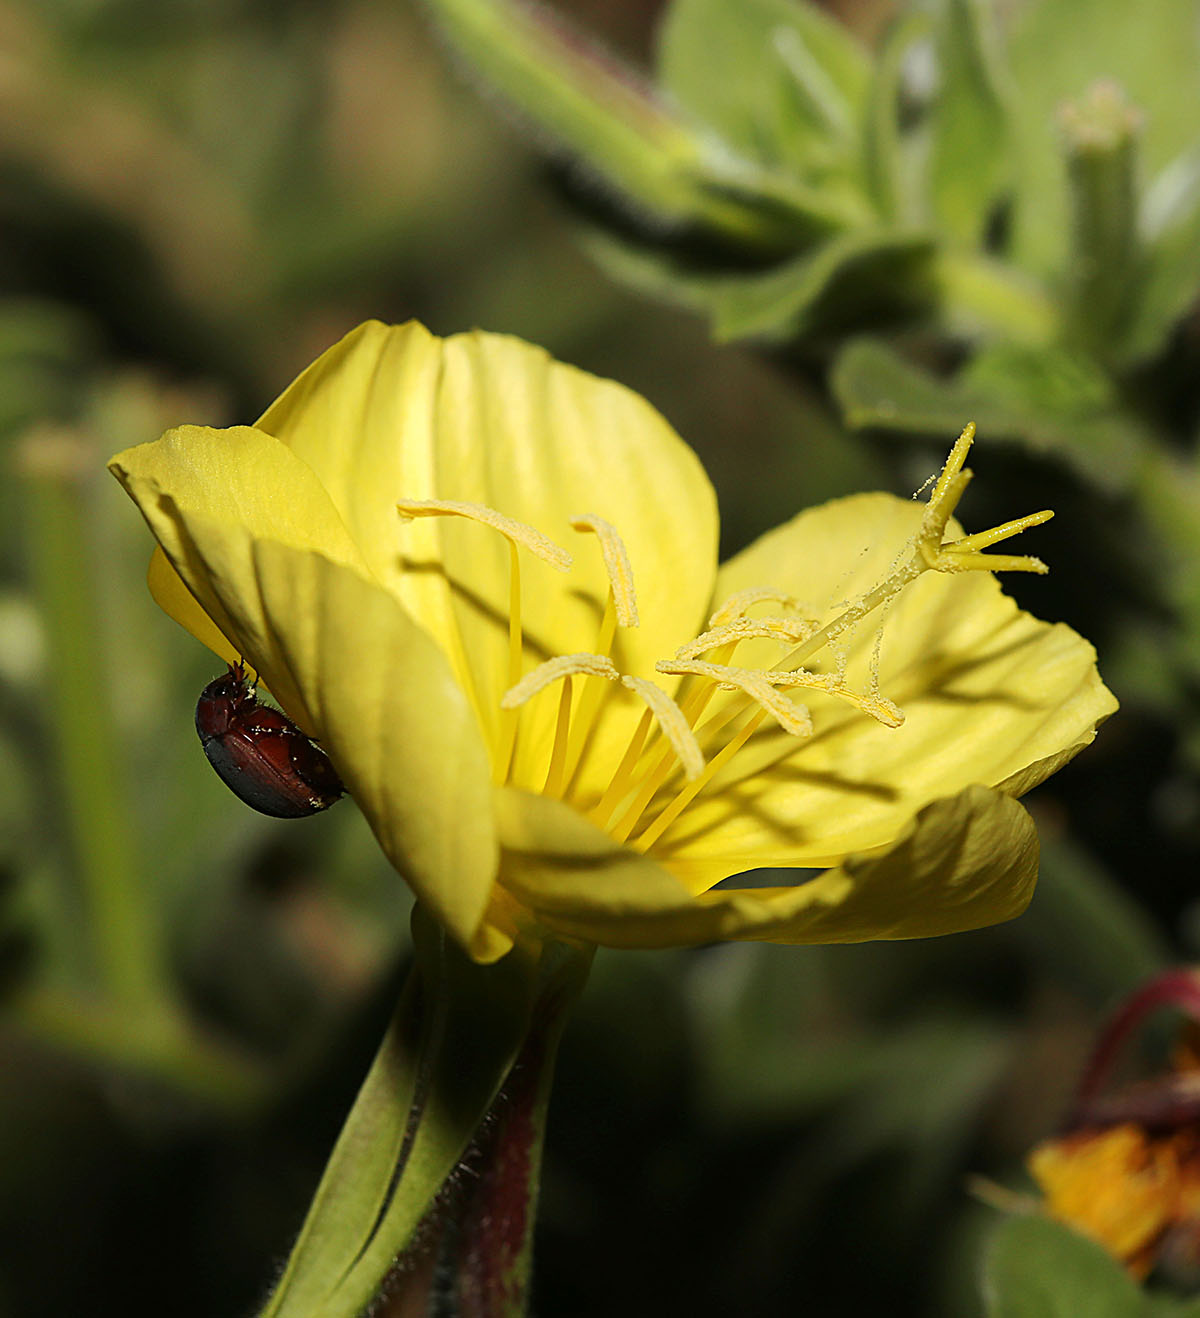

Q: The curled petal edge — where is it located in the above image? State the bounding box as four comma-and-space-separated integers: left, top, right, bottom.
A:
495, 783, 1039, 949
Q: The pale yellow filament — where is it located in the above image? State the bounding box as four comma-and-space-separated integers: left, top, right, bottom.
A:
633, 709, 769, 852
497, 541, 523, 782
620, 676, 705, 781
589, 707, 654, 831
544, 678, 574, 799
563, 596, 619, 792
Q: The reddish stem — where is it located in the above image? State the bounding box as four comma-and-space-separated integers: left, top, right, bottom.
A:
1069, 968, 1200, 1125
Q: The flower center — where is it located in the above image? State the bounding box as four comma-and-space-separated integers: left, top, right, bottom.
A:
397, 424, 1052, 853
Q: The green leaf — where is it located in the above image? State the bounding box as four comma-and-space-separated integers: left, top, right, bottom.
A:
927, 0, 1013, 244
260, 910, 581, 1318
1122, 149, 1200, 364
982, 1215, 1144, 1318
831, 336, 1144, 491
710, 229, 935, 341
1151, 1298, 1200, 1318
419, 0, 807, 249
863, 12, 930, 224
657, 0, 871, 179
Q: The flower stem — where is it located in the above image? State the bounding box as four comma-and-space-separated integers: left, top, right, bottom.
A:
399, 958, 585, 1317
262, 911, 589, 1318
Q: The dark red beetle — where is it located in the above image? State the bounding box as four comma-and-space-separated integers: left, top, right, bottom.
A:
195, 663, 344, 818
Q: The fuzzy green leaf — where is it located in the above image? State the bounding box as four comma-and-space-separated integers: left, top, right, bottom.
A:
927, 0, 1012, 244
657, 0, 871, 178
710, 229, 934, 341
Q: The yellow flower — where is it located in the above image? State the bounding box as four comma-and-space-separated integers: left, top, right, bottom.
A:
109, 321, 1115, 963
1029, 1125, 1200, 1278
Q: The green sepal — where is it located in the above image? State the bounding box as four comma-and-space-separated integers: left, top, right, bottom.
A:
259, 909, 588, 1318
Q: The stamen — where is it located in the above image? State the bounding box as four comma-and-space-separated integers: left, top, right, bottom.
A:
633, 709, 769, 852
657, 659, 813, 737
397, 498, 573, 571
543, 677, 574, 799
498, 540, 522, 782
739, 668, 904, 727
501, 653, 619, 708
620, 676, 705, 781
675, 616, 819, 660
589, 706, 654, 830
709, 587, 812, 628
606, 640, 741, 835
562, 595, 618, 792
571, 514, 639, 627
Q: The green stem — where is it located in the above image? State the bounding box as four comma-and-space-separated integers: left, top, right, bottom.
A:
402, 949, 589, 1317
420, 0, 803, 248
262, 909, 590, 1318
20, 430, 164, 1007
1060, 80, 1142, 357
15, 985, 266, 1108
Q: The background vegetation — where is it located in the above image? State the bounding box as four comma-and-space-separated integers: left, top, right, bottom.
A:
0, 0, 1193, 1313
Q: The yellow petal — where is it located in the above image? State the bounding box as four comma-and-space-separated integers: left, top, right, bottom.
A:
110, 430, 499, 949
495, 784, 1037, 948
653, 493, 1116, 890
111, 423, 370, 712
147, 545, 238, 667
244, 541, 500, 950
254, 321, 720, 793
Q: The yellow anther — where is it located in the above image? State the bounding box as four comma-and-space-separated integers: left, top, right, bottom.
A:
748, 669, 905, 728
675, 615, 819, 661
620, 676, 705, 781
501, 653, 619, 709
571, 514, 639, 627
657, 658, 813, 738
709, 587, 813, 628
397, 498, 572, 571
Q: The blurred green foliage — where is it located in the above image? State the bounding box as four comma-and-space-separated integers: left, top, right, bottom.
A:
1, 0, 1199, 1313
